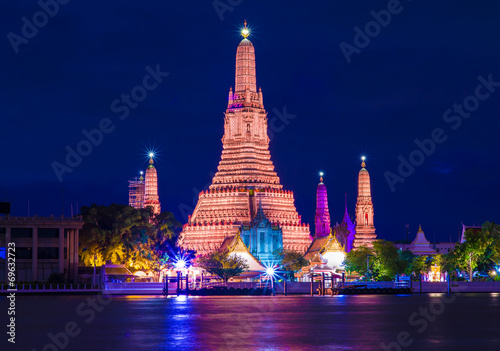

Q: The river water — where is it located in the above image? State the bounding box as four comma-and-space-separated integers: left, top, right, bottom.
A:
1, 293, 499, 350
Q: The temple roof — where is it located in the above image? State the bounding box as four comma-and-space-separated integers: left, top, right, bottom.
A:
221, 232, 264, 271
411, 225, 436, 255
304, 230, 345, 261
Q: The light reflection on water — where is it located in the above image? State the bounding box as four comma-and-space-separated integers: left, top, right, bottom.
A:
6, 294, 500, 351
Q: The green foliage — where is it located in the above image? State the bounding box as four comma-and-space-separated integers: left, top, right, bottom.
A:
273, 250, 309, 281
197, 251, 249, 282
450, 223, 498, 281
372, 240, 411, 280
79, 204, 181, 279
411, 255, 430, 275
343, 245, 374, 279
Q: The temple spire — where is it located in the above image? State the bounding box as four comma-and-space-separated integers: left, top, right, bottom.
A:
144, 152, 161, 216
235, 21, 256, 94
315, 172, 331, 237
354, 156, 376, 249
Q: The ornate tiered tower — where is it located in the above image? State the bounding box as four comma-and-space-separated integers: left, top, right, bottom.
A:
178, 23, 311, 255
314, 172, 331, 237
353, 157, 376, 248
143, 153, 161, 216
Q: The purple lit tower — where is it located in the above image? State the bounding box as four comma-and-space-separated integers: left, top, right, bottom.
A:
342, 194, 356, 253
314, 172, 331, 237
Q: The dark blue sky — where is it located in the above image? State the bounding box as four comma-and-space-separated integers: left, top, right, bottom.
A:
1, 1, 499, 243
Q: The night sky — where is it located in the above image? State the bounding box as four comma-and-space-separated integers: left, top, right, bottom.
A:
1, 1, 499, 243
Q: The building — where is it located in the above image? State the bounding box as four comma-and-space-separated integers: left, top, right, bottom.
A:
128, 154, 161, 216
395, 225, 457, 255
0, 214, 83, 282
143, 155, 161, 216
240, 203, 283, 264
353, 157, 376, 248
314, 173, 331, 238
178, 22, 311, 256
128, 172, 145, 209
460, 223, 482, 243
297, 230, 346, 280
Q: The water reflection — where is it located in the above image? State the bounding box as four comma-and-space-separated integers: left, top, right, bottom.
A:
10, 294, 500, 351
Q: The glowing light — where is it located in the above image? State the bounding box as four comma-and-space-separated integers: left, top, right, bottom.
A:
172, 251, 191, 270
319, 172, 324, 177
140, 171, 143, 175
361, 156, 366, 161
149, 152, 154, 158
241, 20, 250, 39
266, 267, 275, 276
175, 259, 186, 269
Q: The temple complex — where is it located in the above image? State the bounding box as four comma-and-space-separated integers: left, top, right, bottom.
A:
178, 23, 311, 256
353, 157, 376, 248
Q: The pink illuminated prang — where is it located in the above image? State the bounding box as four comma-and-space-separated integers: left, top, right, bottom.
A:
353, 157, 376, 248
143, 155, 161, 216
178, 26, 311, 255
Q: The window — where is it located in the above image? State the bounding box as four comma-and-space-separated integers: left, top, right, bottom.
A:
0, 247, 5, 259
38, 228, 59, 238
11, 228, 32, 238
15, 247, 32, 259
38, 247, 59, 259
246, 124, 250, 133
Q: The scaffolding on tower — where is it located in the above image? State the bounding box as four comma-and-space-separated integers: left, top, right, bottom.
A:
128, 176, 145, 209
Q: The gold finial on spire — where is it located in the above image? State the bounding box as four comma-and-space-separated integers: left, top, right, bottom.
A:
319, 172, 324, 182
149, 152, 154, 165
361, 156, 366, 168
241, 20, 250, 39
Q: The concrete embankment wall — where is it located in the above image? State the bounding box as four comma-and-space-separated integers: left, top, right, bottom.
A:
96, 281, 500, 295
418, 282, 500, 293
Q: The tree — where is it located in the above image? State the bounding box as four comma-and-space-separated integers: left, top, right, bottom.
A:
80, 204, 182, 281
198, 251, 249, 282
451, 228, 493, 281
372, 240, 408, 280
343, 245, 374, 279
411, 255, 430, 275
483, 222, 500, 271
398, 249, 415, 276
273, 250, 308, 281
